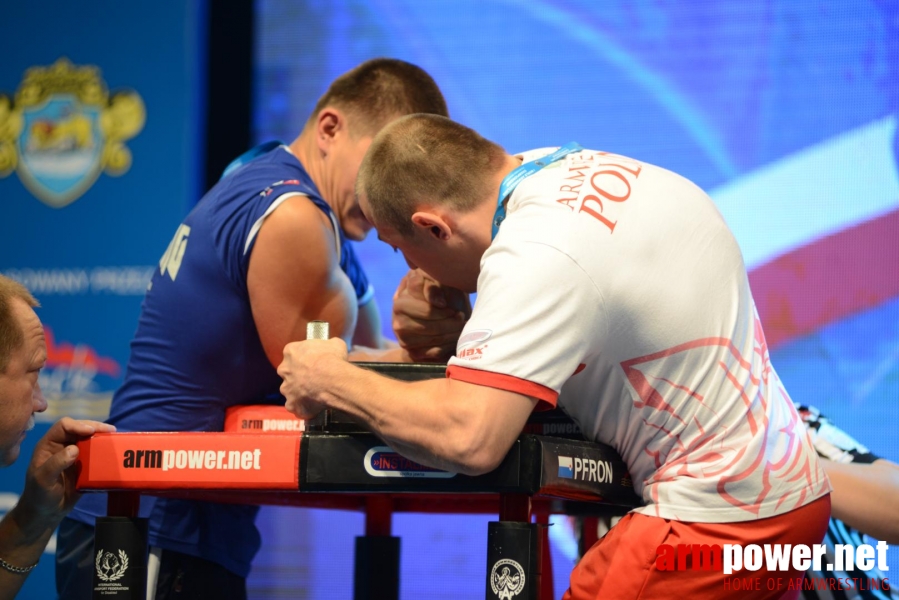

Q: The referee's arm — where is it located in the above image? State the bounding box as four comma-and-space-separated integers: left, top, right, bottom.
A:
822, 458, 899, 544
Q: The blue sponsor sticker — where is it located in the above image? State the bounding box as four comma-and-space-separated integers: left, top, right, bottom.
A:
558, 456, 573, 478
363, 446, 456, 479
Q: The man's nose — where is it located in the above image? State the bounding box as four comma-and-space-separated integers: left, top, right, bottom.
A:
33, 382, 47, 413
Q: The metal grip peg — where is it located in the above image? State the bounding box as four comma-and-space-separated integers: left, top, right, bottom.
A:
306, 320, 329, 340
303, 320, 331, 432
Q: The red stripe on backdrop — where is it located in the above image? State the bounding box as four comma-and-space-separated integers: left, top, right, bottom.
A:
750, 207, 899, 350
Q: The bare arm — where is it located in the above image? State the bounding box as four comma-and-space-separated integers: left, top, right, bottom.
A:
248, 195, 356, 367
352, 296, 386, 349
348, 297, 411, 362
348, 269, 471, 363
823, 458, 899, 544
278, 339, 537, 475
0, 419, 115, 600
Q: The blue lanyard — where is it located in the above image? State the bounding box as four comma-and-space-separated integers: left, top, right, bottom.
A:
492, 142, 583, 239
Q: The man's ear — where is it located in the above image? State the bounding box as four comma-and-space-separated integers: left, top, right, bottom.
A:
411, 212, 451, 241
315, 108, 344, 155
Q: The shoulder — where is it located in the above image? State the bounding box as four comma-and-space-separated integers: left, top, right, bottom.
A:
248, 193, 340, 289
255, 194, 336, 260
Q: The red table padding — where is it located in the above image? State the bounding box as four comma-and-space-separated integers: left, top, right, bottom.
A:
76, 432, 300, 490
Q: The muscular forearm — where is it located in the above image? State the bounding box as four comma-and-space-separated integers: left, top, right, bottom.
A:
0, 503, 58, 600
315, 358, 507, 475
825, 459, 899, 544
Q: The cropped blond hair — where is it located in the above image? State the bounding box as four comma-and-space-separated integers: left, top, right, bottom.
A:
0, 274, 39, 373
357, 114, 506, 235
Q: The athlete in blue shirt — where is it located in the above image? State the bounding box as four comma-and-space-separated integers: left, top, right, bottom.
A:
56, 58, 459, 599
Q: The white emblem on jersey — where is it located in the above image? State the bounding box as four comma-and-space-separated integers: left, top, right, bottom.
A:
159, 224, 190, 282
458, 328, 492, 348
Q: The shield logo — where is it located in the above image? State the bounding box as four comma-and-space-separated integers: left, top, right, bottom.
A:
18, 94, 103, 207
0, 58, 144, 208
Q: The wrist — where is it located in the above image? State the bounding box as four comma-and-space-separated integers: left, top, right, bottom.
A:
0, 554, 38, 575
0, 503, 54, 576
315, 352, 349, 402
7, 500, 60, 543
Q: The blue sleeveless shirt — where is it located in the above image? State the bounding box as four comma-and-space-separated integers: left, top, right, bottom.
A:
68, 144, 371, 576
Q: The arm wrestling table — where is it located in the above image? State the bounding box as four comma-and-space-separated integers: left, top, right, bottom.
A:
74, 363, 640, 600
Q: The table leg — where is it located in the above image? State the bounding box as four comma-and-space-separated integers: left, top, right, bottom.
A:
354, 496, 400, 600
107, 491, 141, 518
92, 492, 148, 599
579, 516, 599, 556
487, 494, 541, 600
535, 512, 553, 600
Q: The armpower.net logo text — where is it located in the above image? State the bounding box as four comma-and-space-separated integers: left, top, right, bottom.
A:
122, 448, 262, 472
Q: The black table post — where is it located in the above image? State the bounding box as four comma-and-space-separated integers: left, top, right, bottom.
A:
92, 492, 148, 599
486, 494, 542, 600
354, 495, 400, 600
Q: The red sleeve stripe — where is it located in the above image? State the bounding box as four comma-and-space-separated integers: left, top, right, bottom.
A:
446, 365, 558, 410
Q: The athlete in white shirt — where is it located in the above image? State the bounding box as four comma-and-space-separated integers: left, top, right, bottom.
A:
279, 114, 833, 599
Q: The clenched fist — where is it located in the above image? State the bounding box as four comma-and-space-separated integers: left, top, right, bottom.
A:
392, 269, 471, 363
278, 338, 348, 419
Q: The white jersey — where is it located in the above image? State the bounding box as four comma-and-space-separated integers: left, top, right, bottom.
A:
447, 148, 830, 523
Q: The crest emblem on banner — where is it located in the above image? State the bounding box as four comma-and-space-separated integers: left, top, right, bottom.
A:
0, 58, 145, 207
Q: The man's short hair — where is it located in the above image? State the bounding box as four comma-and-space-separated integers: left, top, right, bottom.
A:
357, 114, 506, 235
0, 275, 38, 373
306, 58, 449, 137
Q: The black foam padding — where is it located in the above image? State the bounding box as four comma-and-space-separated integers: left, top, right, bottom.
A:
353, 362, 447, 381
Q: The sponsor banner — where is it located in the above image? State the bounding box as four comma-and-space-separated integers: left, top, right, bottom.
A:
0, 1, 205, 425
224, 405, 305, 433
1, 6, 205, 595
36, 324, 121, 421
76, 432, 300, 490
2, 266, 154, 296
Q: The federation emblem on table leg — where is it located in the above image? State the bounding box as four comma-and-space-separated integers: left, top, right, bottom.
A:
95, 549, 129, 582
490, 558, 526, 599
0, 57, 145, 208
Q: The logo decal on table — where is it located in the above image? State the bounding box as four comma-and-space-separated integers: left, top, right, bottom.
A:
557, 455, 614, 483
490, 558, 526, 599
363, 446, 456, 478
558, 455, 574, 478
